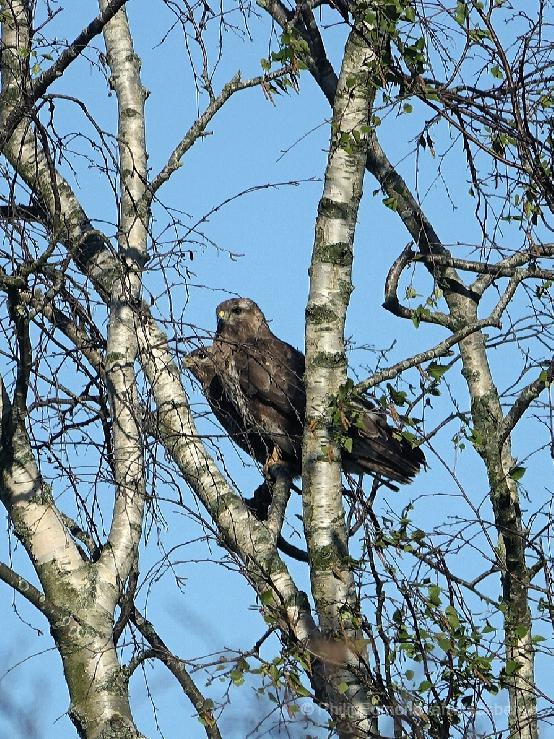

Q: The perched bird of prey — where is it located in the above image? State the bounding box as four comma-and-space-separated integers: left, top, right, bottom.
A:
184, 345, 274, 466
186, 297, 424, 485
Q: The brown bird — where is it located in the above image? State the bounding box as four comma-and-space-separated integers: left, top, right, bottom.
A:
184, 344, 276, 466
186, 297, 424, 484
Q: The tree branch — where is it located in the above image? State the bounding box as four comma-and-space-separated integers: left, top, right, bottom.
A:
0, 560, 63, 621
131, 608, 223, 739
96, 0, 147, 598
500, 359, 554, 445
147, 67, 293, 202
0, 0, 130, 150
267, 463, 292, 540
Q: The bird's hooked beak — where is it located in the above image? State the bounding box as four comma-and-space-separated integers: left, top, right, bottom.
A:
183, 354, 194, 369
216, 308, 227, 333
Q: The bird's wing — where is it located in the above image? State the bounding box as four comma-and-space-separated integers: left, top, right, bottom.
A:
232, 337, 305, 421
344, 395, 425, 482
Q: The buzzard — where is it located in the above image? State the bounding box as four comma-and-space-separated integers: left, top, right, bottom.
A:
186, 297, 424, 484
184, 345, 275, 466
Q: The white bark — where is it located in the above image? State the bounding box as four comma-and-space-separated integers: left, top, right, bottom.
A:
303, 18, 378, 738
97, 0, 148, 601
0, 5, 145, 736
455, 305, 537, 739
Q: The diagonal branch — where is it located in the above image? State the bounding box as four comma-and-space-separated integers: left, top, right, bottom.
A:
147, 67, 293, 203
0, 560, 63, 621
500, 358, 554, 445
131, 608, 222, 739
0, 0, 130, 150
355, 321, 495, 393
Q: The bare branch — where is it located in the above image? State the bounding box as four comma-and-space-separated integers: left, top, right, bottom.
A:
355, 321, 493, 392
131, 608, 223, 739
383, 246, 457, 329
500, 359, 554, 444
147, 67, 293, 202
0, 560, 62, 621
0, 0, 130, 150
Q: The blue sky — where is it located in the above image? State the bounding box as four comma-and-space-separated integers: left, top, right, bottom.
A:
0, 1, 552, 737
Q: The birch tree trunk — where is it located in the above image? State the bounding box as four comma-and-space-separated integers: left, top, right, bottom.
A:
255, 3, 542, 735
302, 13, 379, 737
0, 3, 146, 736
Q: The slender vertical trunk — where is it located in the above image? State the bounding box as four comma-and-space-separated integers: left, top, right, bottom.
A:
0, 5, 148, 736
456, 322, 537, 739
303, 16, 379, 738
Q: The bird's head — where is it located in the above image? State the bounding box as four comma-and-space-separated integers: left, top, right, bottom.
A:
184, 346, 217, 386
215, 298, 269, 340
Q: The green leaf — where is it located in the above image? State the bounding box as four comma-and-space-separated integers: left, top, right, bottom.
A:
405, 669, 415, 680
427, 362, 449, 381
428, 584, 441, 607
401, 431, 419, 449
445, 605, 460, 629
539, 369, 551, 386
468, 428, 483, 448
364, 10, 377, 28
342, 436, 353, 453
411, 305, 431, 328
490, 65, 503, 79
505, 659, 521, 676
382, 196, 398, 211
337, 681, 349, 694
403, 102, 413, 114
437, 635, 452, 652
230, 670, 244, 685
387, 384, 407, 406
260, 590, 274, 605
393, 609, 404, 625
403, 5, 415, 22
418, 679, 432, 693
508, 466, 526, 482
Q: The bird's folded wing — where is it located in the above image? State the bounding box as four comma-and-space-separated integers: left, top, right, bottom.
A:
232, 339, 306, 421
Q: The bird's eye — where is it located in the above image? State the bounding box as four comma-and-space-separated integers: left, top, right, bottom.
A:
231, 306, 242, 315
197, 350, 207, 360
